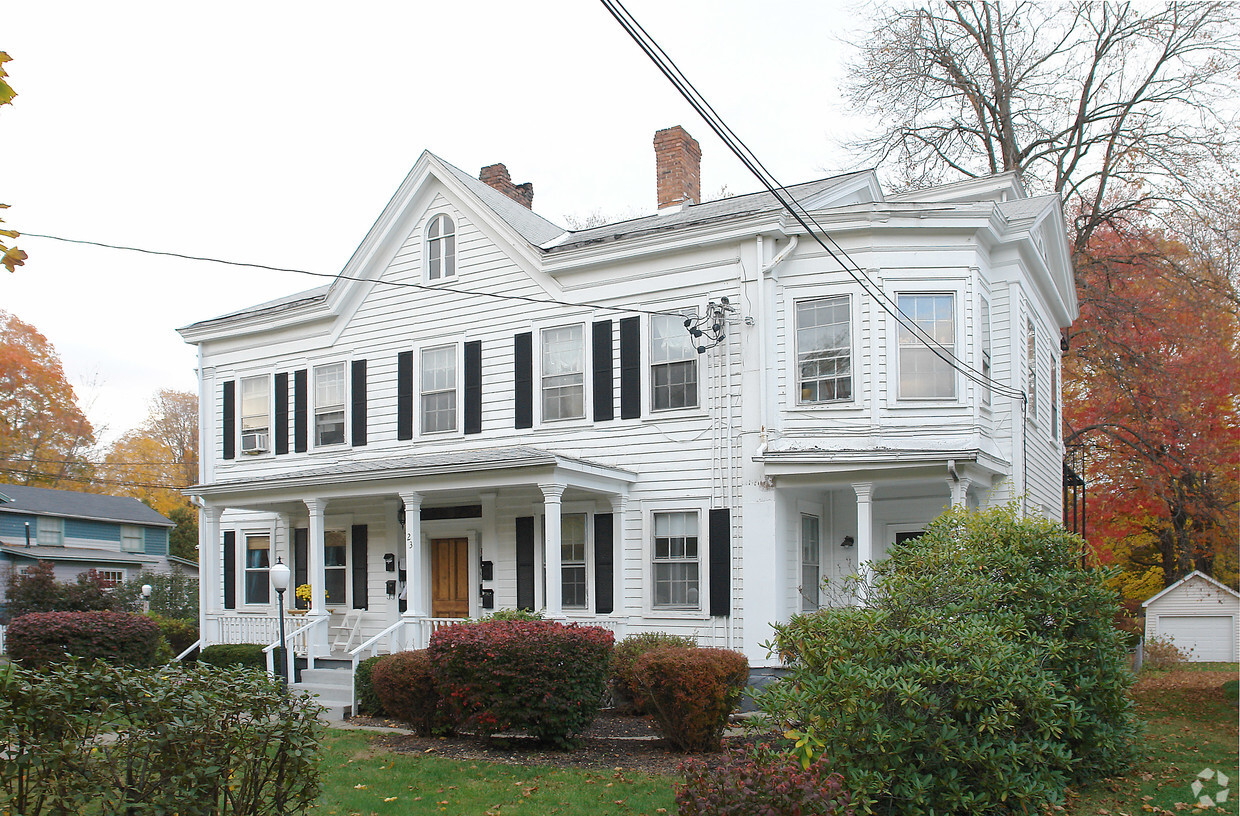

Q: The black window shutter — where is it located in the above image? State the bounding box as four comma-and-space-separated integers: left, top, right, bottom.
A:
397, 351, 414, 441
592, 320, 614, 422
516, 516, 535, 611
222, 380, 236, 460
223, 530, 236, 610
294, 528, 309, 609
619, 317, 641, 419
294, 369, 308, 453
708, 508, 730, 617
351, 359, 367, 447
275, 372, 290, 455
351, 524, 369, 610
594, 512, 614, 614
464, 340, 482, 435
514, 332, 533, 429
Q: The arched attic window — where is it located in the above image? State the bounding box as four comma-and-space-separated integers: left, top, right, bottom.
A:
426, 213, 456, 281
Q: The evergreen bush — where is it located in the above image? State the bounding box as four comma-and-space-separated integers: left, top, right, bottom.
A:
611, 631, 697, 714
146, 613, 198, 657
758, 504, 1139, 815
631, 646, 748, 753
6, 610, 161, 669
428, 619, 613, 748
198, 643, 267, 669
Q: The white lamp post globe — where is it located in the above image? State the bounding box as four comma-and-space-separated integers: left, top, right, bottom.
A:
270, 562, 291, 593
141, 584, 152, 599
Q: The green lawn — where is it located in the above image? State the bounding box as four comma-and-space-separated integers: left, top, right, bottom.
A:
316, 730, 677, 815
1065, 663, 1238, 815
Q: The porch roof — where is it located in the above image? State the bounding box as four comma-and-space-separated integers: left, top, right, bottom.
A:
0, 544, 159, 567
755, 434, 1009, 480
189, 446, 638, 505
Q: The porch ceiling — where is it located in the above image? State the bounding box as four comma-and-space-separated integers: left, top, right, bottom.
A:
187, 445, 637, 509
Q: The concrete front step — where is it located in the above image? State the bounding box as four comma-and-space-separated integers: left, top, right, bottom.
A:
294, 667, 354, 722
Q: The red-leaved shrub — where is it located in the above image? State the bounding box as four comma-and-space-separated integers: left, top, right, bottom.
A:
611, 631, 697, 714
6, 610, 162, 669
370, 650, 451, 735
428, 619, 613, 748
632, 646, 748, 752
678, 747, 854, 815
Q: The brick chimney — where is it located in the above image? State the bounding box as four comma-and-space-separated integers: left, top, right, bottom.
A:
654, 126, 701, 210
479, 163, 534, 209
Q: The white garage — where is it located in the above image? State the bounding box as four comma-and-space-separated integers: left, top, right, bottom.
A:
1143, 571, 1240, 663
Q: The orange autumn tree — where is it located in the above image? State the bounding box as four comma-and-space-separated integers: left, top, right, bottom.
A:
0, 310, 95, 486
1064, 224, 1239, 591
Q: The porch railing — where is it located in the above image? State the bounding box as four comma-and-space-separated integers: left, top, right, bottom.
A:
263, 615, 327, 681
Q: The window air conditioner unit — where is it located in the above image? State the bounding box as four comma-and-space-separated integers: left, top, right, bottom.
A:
241, 430, 268, 454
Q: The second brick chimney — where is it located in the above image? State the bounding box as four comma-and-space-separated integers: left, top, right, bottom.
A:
654, 126, 701, 210
479, 163, 534, 209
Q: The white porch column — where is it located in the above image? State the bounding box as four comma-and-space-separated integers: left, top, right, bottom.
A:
541, 483, 566, 617
304, 498, 329, 655
852, 482, 875, 601
948, 476, 973, 509
610, 495, 627, 619
400, 492, 425, 618
201, 504, 223, 643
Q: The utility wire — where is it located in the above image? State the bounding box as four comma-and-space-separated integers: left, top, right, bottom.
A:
0, 468, 187, 492
18, 231, 687, 320
599, 0, 1026, 402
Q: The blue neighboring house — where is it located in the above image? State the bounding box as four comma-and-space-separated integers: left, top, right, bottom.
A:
0, 485, 191, 609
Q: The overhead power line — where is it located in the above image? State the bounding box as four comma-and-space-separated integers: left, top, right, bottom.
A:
0, 468, 188, 492
598, 0, 1026, 403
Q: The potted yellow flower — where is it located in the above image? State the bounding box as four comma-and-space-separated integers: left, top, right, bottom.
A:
293, 584, 328, 612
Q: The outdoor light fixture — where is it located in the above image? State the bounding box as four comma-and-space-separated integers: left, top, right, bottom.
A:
840, 535, 855, 548
141, 584, 152, 614
270, 557, 292, 687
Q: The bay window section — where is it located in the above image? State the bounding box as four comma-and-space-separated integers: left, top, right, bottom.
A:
314, 363, 346, 446
542, 325, 585, 421
244, 534, 271, 605
651, 312, 698, 410
897, 293, 956, 399
796, 296, 852, 403
561, 514, 587, 609
652, 511, 700, 609
421, 344, 457, 433
240, 376, 270, 453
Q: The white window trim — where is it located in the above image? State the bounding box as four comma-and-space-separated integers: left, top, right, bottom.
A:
415, 338, 465, 438
38, 516, 64, 547
642, 499, 710, 620
792, 293, 856, 407
321, 526, 351, 610
121, 525, 143, 554
799, 511, 822, 613
312, 361, 349, 450
240, 528, 275, 609
238, 373, 272, 456
1026, 315, 1039, 425
424, 211, 458, 283
534, 319, 591, 426
649, 309, 702, 414
887, 284, 965, 406
560, 510, 592, 611
978, 295, 993, 409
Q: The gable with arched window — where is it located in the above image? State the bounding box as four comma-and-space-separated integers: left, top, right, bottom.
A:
426, 213, 456, 280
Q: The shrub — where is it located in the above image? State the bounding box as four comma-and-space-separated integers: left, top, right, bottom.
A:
631, 646, 748, 753
113, 570, 200, 622
370, 650, 451, 735
758, 504, 1139, 815
1142, 634, 1192, 669
0, 660, 322, 815
429, 620, 613, 748
147, 613, 199, 657
354, 654, 389, 716
611, 631, 698, 714
1, 562, 120, 623
678, 746, 854, 816
199, 643, 268, 669
7, 610, 161, 669
480, 608, 545, 622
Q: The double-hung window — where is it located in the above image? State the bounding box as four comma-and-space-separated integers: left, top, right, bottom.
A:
796, 296, 852, 403
426, 214, 456, 280
897, 293, 956, 399
244, 534, 270, 605
421, 345, 457, 433
652, 511, 700, 609
980, 298, 992, 406
1026, 318, 1038, 420
651, 313, 698, 411
324, 529, 347, 606
121, 525, 143, 553
800, 514, 820, 611
315, 363, 346, 446
240, 376, 270, 453
561, 514, 588, 609
38, 517, 64, 547
541, 325, 585, 421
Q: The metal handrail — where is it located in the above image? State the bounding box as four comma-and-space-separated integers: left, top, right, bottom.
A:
174, 639, 201, 662
263, 615, 325, 681
348, 618, 408, 714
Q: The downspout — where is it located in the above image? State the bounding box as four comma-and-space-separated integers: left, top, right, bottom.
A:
755, 234, 798, 439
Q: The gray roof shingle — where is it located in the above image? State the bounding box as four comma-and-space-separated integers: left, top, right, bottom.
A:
0, 485, 174, 527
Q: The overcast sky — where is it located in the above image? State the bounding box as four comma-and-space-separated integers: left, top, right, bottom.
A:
3, 1, 864, 446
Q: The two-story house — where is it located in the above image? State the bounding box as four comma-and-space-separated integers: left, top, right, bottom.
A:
0, 485, 185, 610
179, 126, 1075, 681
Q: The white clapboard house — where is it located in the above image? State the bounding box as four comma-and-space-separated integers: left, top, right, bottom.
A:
180, 126, 1076, 709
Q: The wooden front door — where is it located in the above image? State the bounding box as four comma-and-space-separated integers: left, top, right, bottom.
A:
431, 538, 470, 618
